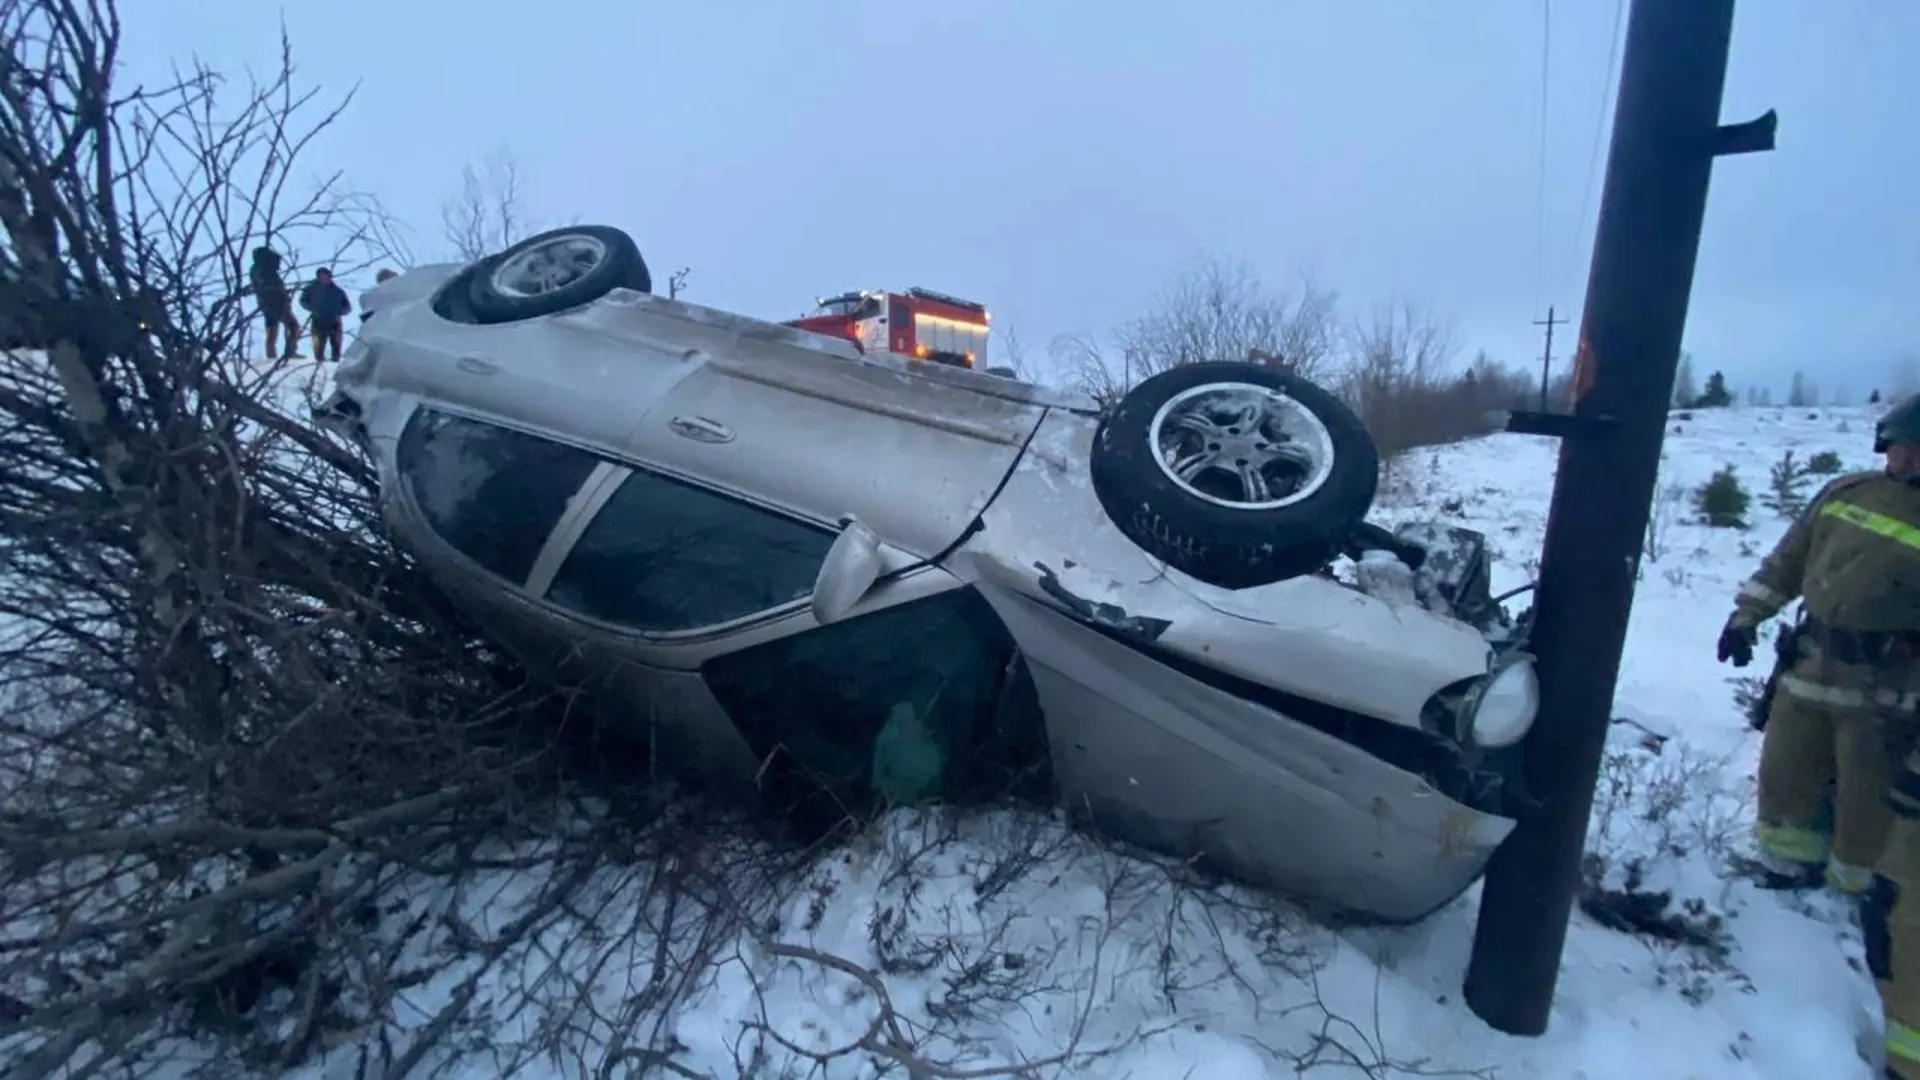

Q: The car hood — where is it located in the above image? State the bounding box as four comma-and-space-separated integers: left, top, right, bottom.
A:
960, 542, 1491, 727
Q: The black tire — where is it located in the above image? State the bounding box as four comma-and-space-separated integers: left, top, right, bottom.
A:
465, 225, 652, 324
1090, 361, 1379, 590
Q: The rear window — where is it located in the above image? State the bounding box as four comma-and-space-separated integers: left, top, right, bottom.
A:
395, 409, 599, 584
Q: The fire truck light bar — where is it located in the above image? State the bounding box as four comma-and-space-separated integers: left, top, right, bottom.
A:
906, 287, 987, 314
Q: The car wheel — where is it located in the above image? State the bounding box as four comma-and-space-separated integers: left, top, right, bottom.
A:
1090, 361, 1379, 589
465, 225, 652, 324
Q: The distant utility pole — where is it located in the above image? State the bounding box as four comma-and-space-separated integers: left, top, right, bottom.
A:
1464, 0, 1775, 1037
668, 267, 691, 299
1534, 305, 1567, 410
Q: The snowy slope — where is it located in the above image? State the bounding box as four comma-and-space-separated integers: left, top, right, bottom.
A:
135, 390, 1892, 1079
1361, 404, 1889, 1079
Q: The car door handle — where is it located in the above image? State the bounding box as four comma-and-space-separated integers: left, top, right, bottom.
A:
457, 356, 498, 375
668, 415, 735, 445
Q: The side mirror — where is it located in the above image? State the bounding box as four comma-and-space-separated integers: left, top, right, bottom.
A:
811, 517, 884, 625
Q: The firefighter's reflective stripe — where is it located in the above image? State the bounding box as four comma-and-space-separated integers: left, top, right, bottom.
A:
1890, 1019, 1920, 1066
1755, 822, 1830, 863
1824, 500, 1920, 552
1779, 672, 1920, 712
1738, 579, 1786, 605
1828, 858, 1876, 894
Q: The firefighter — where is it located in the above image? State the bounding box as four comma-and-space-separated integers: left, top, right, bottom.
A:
1717, 394, 1920, 902
1865, 396, 1920, 1079
1719, 394, 1920, 1077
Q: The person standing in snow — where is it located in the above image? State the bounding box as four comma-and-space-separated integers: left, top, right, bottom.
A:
248, 246, 303, 359
1718, 394, 1920, 1077
299, 267, 353, 362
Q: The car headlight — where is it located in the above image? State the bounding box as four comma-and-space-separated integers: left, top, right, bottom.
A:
1464, 654, 1539, 749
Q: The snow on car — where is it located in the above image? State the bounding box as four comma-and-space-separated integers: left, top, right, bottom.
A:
320, 224, 1542, 922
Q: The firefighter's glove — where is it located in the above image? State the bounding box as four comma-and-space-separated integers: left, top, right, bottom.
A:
1717, 621, 1757, 668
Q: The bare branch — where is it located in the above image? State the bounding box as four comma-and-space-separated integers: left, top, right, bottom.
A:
1063, 256, 1342, 408
0, 3, 574, 1071
440, 147, 527, 261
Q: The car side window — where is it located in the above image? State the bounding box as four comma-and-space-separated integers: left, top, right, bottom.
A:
396, 408, 599, 584
701, 587, 1052, 835
544, 469, 836, 632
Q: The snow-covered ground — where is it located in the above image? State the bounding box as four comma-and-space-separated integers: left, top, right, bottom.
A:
44, 380, 1898, 1079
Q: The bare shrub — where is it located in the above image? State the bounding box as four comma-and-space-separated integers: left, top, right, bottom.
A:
1325, 324, 1546, 463
441, 148, 543, 262
684, 808, 1494, 1080
0, 4, 589, 1071
1579, 731, 1754, 1006
1643, 477, 1686, 564
990, 317, 1040, 382
1055, 257, 1533, 468
1049, 330, 1127, 410
1336, 298, 1511, 473
1060, 256, 1341, 409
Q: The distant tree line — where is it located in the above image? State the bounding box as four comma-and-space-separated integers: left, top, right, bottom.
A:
1047, 256, 1573, 475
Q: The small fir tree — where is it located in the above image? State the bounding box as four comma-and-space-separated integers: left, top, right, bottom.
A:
1694, 464, 1751, 528
1762, 451, 1812, 518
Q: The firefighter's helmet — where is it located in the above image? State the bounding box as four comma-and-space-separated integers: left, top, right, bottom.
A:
1875, 393, 1920, 453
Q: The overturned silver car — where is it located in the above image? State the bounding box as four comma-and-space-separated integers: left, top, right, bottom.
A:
316, 224, 1540, 923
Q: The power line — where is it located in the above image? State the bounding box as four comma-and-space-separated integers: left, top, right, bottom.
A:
1562, 0, 1629, 302
1529, 0, 1554, 318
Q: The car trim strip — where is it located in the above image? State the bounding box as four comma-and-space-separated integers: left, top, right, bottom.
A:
705, 353, 1029, 448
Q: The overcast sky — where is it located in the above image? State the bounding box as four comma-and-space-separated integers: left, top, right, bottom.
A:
123, 0, 1918, 402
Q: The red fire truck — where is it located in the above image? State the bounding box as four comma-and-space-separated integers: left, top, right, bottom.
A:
784, 287, 990, 370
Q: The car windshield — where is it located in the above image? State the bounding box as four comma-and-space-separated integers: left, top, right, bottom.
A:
816, 294, 879, 319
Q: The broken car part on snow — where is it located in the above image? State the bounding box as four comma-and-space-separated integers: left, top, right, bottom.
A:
317, 225, 1543, 922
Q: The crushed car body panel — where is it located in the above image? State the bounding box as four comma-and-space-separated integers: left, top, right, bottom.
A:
969, 583, 1514, 921
947, 409, 1494, 728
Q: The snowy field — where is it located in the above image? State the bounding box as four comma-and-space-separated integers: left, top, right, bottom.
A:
22, 369, 1894, 1080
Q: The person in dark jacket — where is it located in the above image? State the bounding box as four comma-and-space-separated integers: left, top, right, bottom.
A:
248, 246, 303, 359
299, 267, 353, 362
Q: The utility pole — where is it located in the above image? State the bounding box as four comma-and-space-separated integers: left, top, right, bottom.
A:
1534, 305, 1567, 411
1463, 0, 1775, 1037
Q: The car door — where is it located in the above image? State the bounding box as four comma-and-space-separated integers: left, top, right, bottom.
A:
608, 299, 1050, 559
521, 460, 1055, 821
523, 458, 958, 669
